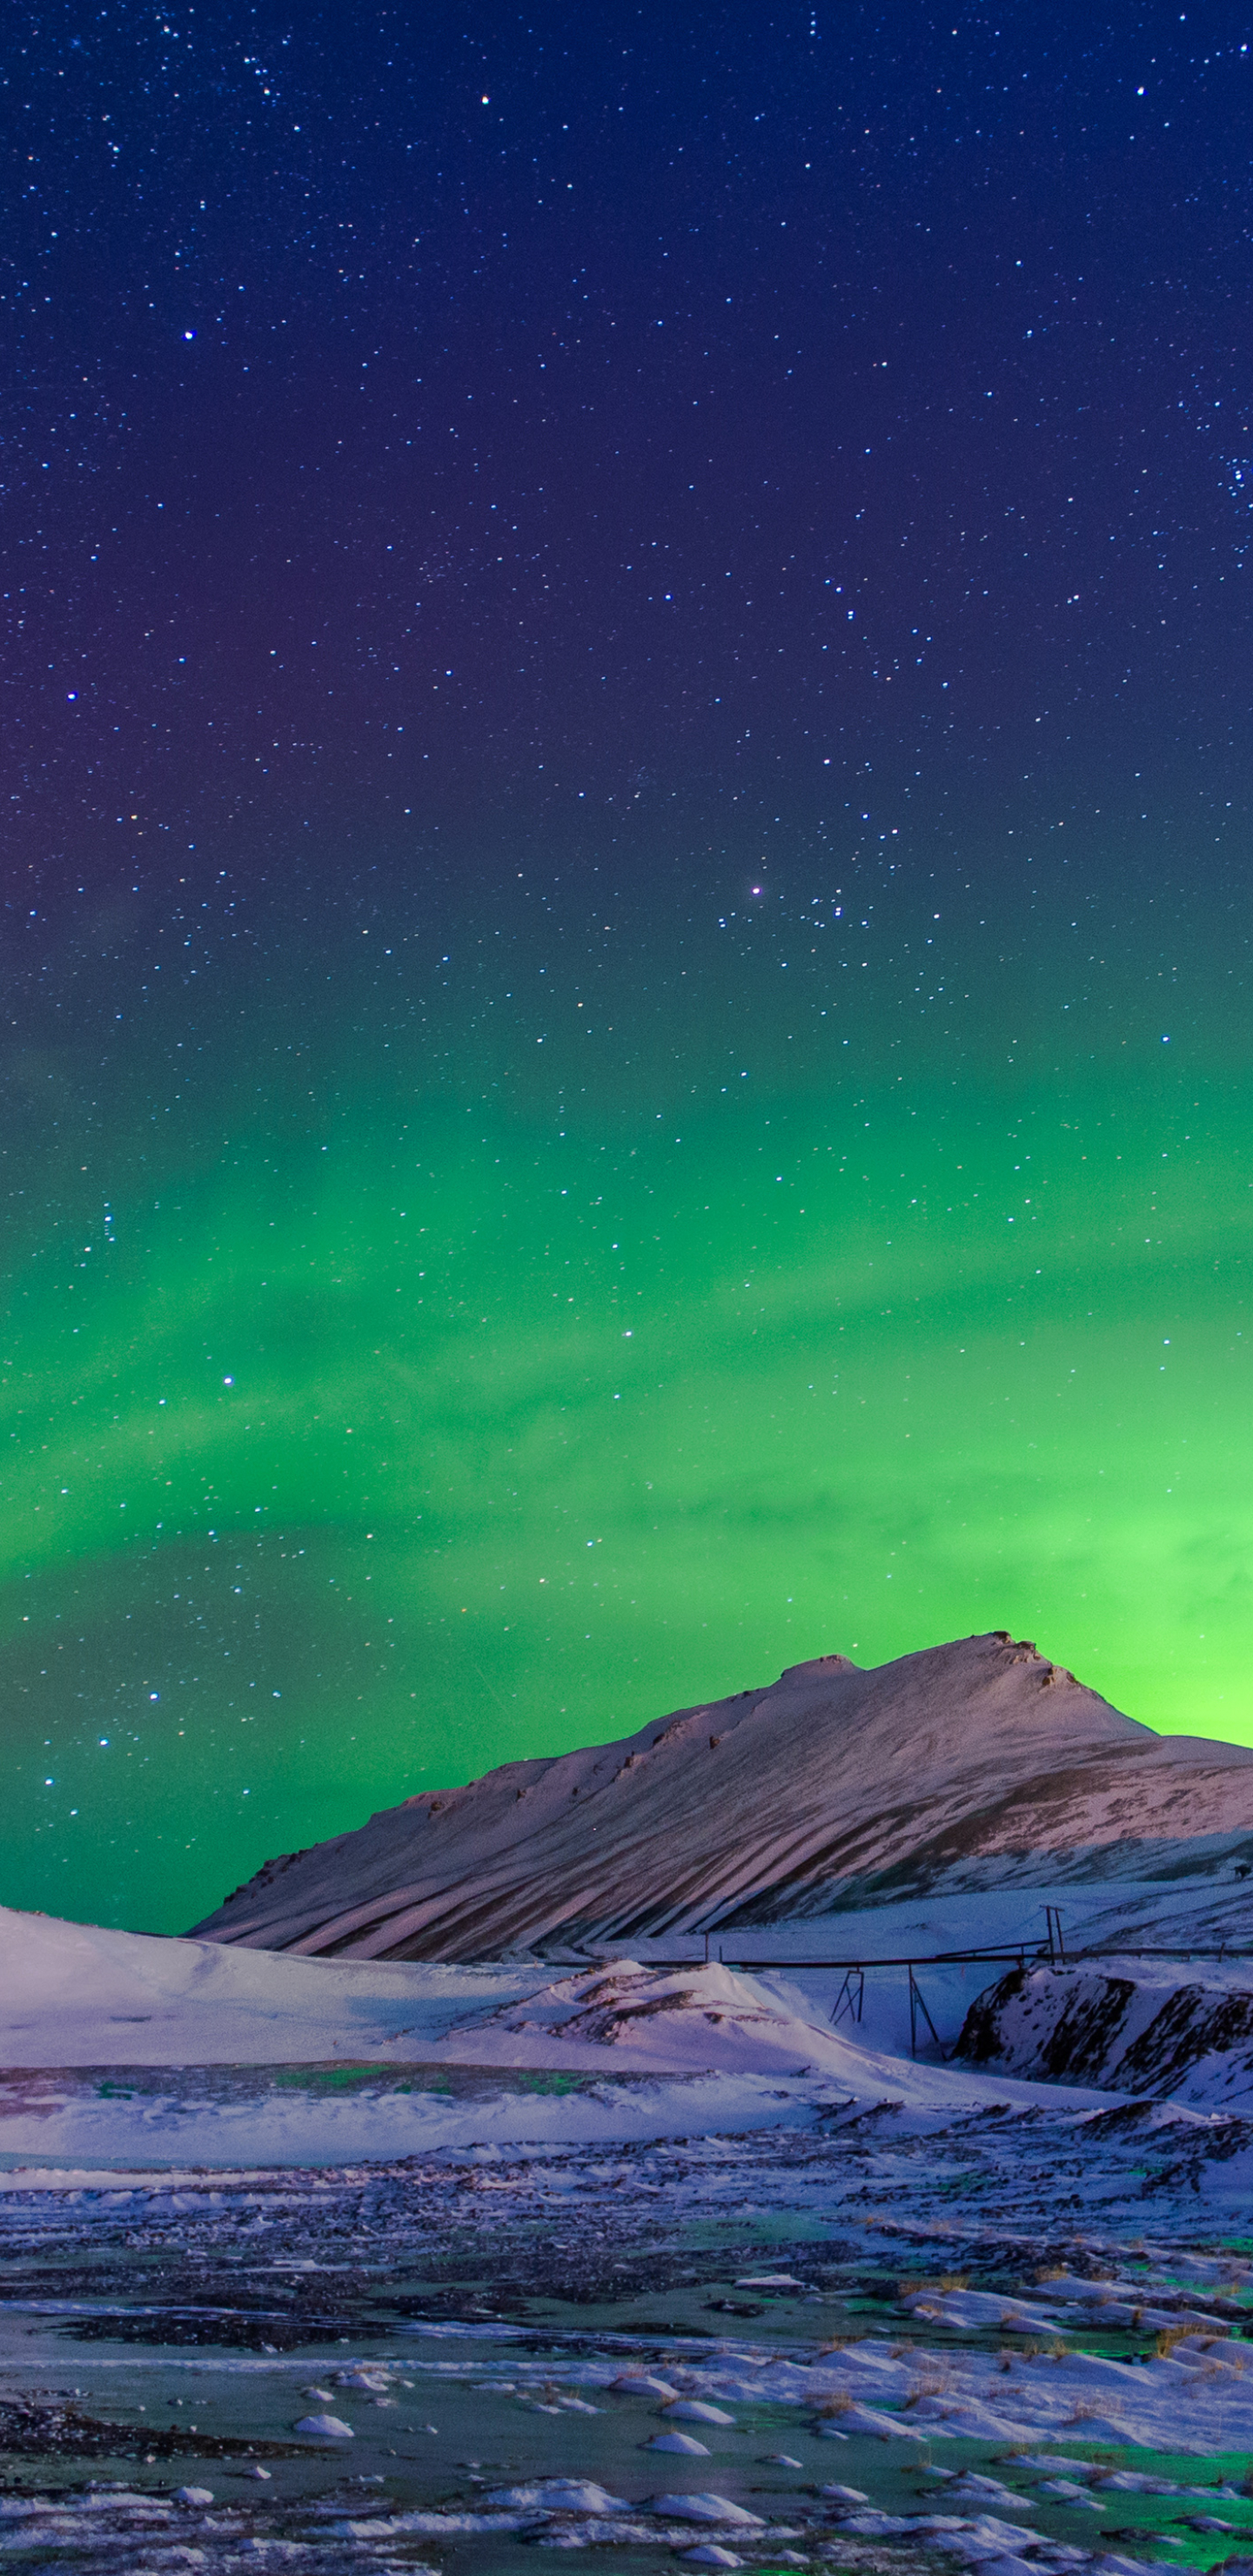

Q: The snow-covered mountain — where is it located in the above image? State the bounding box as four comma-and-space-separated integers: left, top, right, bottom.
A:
189, 1633, 1253, 1961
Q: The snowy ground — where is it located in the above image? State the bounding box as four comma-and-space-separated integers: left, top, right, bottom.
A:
3, 1905, 1253, 2576
0, 1902, 1126, 2173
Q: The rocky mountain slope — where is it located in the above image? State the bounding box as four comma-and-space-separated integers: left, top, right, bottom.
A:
189, 1633, 1253, 1961
960, 1957, 1253, 2107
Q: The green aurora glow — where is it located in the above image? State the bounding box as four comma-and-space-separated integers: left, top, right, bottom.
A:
4, 918, 1250, 1929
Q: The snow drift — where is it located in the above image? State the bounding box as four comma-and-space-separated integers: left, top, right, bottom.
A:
0, 1908, 1093, 2106
188, 1632, 1253, 1961
0, 1910, 1128, 2172
0, 1902, 539, 2065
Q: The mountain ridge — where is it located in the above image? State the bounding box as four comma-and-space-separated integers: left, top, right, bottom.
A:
189, 1632, 1253, 1962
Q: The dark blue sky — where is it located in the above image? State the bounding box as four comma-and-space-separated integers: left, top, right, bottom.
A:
9, 2, 1253, 891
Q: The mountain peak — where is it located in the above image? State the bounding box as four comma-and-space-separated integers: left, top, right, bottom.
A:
189, 1633, 1246, 1962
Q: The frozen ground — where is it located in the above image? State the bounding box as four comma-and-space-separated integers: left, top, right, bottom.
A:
3, 1905, 1253, 2575
3, 2097, 1253, 2576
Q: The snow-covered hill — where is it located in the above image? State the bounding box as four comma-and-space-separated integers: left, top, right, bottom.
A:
0, 1909, 1123, 2166
188, 1632, 1253, 1961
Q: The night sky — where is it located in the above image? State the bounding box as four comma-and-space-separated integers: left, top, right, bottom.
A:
5, 3, 1252, 1935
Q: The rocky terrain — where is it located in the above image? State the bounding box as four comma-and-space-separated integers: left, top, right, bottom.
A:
961, 1958, 1253, 2107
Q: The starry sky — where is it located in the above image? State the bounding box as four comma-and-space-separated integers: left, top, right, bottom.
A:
4, 3, 1252, 1935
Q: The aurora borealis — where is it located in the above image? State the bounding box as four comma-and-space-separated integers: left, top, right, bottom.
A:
4, 8, 1252, 1931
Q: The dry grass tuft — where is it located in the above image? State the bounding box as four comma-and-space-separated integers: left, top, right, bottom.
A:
1154, 2323, 1207, 2358
903, 2364, 951, 2407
